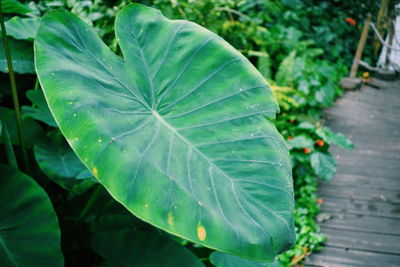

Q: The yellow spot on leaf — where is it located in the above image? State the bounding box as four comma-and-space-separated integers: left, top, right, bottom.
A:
144, 204, 149, 208
92, 167, 98, 176
167, 212, 174, 226
197, 224, 206, 241
98, 138, 102, 142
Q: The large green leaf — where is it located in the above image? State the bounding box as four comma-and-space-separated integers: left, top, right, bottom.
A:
210, 252, 278, 267
92, 230, 204, 266
35, 4, 294, 260
0, 37, 34, 74
0, 164, 64, 266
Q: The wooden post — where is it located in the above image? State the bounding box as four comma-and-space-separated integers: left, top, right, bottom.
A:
350, 15, 371, 79
385, 20, 395, 68
374, 0, 389, 55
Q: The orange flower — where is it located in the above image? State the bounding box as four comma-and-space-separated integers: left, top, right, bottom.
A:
317, 198, 323, 204
315, 140, 324, 147
304, 148, 311, 154
288, 136, 293, 140
345, 18, 356, 26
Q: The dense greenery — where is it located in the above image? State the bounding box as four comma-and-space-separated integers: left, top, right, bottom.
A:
1, 0, 377, 266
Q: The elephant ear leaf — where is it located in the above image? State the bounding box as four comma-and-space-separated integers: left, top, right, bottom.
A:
34, 3, 294, 260
92, 230, 205, 267
210, 251, 279, 267
0, 164, 64, 266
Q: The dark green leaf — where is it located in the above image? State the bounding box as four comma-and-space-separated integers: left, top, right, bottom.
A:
1, 124, 18, 167
35, 4, 294, 260
0, 37, 34, 74
0, 107, 43, 145
92, 230, 205, 267
1, 0, 32, 14
210, 252, 278, 267
22, 89, 58, 127
0, 164, 64, 266
34, 131, 95, 190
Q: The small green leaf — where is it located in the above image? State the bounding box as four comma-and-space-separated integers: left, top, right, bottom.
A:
328, 132, 354, 149
286, 135, 313, 150
297, 122, 315, 130
315, 82, 335, 107
92, 230, 205, 267
0, 164, 64, 266
210, 252, 278, 267
4, 17, 40, 40
22, 90, 58, 127
0, 37, 34, 74
310, 152, 336, 181
255, 49, 272, 80
35, 4, 294, 260
275, 51, 296, 86
316, 127, 354, 149
34, 131, 95, 190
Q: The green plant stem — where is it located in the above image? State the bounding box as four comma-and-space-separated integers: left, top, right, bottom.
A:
0, 2, 31, 174
77, 185, 103, 222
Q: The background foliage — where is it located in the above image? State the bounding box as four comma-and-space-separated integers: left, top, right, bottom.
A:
0, 0, 382, 266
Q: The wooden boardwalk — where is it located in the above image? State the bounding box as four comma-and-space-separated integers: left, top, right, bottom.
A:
306, 80, 400, 267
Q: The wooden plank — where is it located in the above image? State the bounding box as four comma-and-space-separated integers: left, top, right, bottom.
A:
318, 183, 400, 203
334, 157, 400, 171
332, 149, 400, 162
319, 213, 400, 235
320, 196, 400, 219
309, 82, 400, 265
332, 165, 400, 179
321, 227, 400, 254
306, 246, 400, 267
322, 174, 400, 192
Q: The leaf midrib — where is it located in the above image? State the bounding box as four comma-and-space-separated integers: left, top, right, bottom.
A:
152, 109, 273, 240
151, 110, 231, 183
